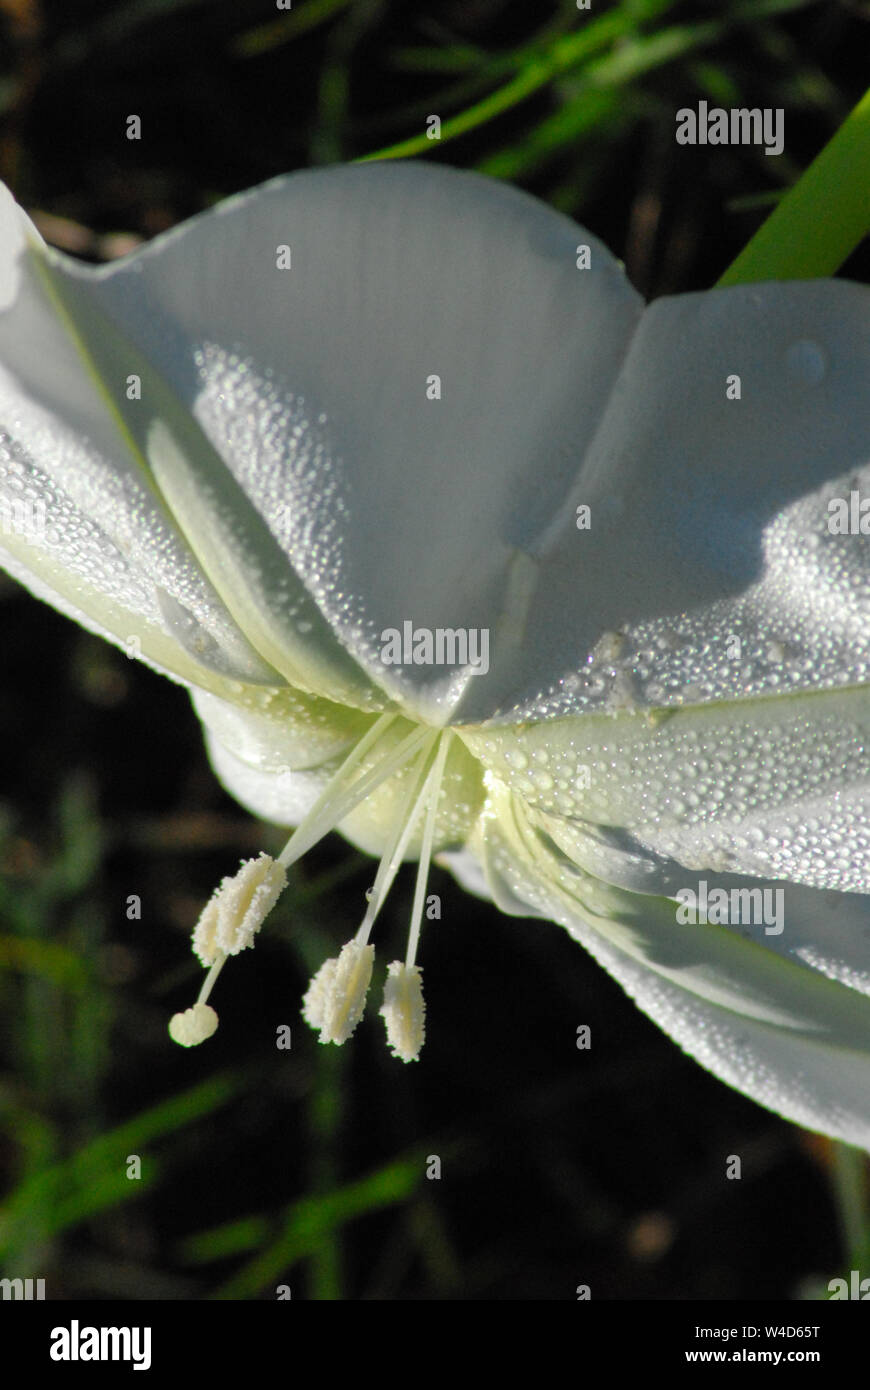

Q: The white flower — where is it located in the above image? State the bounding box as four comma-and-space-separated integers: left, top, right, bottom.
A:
1, 165, 869, 1143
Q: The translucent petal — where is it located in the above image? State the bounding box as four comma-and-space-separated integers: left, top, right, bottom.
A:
190, 684, 373, 775
25, 262, 381, 710
0, 192, 285, 694
569, 900, 870, 1151
203, 705, 483, 860
25, 164, 642, 721
453, 279, 870, 724
473, 778, 870, 1148
8, 173, 866, 730
435, 846, 496, 905
461, 682, 870, 894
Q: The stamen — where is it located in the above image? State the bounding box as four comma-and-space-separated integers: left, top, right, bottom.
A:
302, 731, 451, 1055
276, 711, 395, 865
277, 716, 430, 870
355, 731, 440, 943
172, 710, 455, 1060
302, 938, 375, 1044
196, 955, 226, 1008
300, 733, 441, 1047
194, 852, 287, 965
405, 733, 451, 969
376, 734, 450, 1063
380, 962, 425, 1063
168, 852, 286, 1047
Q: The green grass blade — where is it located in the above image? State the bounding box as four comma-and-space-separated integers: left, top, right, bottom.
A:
209, 1154, 422, 1299
0, 1073, 240, 1258
717, 85, 870, 284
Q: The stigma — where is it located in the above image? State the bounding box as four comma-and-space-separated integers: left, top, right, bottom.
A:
168, 714, 453, 1062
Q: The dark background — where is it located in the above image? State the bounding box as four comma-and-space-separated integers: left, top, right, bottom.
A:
0, 0, 868, 1301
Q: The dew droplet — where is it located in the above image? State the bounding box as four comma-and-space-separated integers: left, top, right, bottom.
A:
504, 748, 528, 771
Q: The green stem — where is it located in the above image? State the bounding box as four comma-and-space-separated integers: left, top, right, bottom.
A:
717, 86, 870, 285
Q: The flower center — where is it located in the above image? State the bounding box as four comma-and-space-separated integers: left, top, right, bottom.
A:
168, 712, 453, 1061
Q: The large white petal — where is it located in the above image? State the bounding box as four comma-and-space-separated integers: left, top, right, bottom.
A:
461, 683, 870, 893
27, 164, 642, 721
455, 279, 870, 724
3, 175, 868, 725
0, 185, 284, 695
474, 778, 870, 1148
